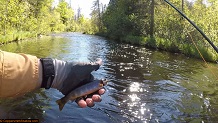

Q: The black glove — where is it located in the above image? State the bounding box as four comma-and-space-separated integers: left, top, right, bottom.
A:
51, 58, 102, 95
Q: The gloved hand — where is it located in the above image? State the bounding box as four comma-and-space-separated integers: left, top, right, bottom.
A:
51, 58, 104, 108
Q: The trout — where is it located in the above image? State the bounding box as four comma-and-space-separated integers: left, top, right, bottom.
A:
56, 79, 107, 111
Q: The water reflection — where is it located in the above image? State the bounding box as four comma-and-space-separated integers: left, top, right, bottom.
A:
103, 43, 154, 122
0, 90, 49, 120
0, 36, 71, 58
104, 40, 218, 122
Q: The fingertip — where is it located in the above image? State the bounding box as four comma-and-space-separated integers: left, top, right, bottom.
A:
77, 99, 87, 108
98, 88, 105, 95
86, 98, 95, 107
92, 94, 102, 102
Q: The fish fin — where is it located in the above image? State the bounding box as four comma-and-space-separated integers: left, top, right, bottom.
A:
56, 98, 66, 111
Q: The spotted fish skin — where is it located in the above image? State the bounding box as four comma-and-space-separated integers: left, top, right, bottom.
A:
56, 79, 107, 111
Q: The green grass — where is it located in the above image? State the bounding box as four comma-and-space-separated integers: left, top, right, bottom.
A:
123, 35, 149, 45
0, 31, 37, 44
122, 35, 218, 62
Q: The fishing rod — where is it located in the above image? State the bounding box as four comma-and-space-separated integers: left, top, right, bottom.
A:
163, 0, 218, 53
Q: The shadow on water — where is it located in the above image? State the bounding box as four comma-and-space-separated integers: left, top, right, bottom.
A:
0, 32, 218, 122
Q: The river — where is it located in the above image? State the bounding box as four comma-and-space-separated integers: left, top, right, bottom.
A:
0, 32, 218, 123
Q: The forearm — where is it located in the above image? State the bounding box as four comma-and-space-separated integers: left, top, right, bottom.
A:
0, 50, 42, 98
0, 50, 103, 99
0, 51, 104, 108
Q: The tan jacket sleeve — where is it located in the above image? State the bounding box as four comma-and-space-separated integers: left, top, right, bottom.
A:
0, 50, 41, 98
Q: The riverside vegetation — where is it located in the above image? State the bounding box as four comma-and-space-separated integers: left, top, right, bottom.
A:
0, 0, 218, 61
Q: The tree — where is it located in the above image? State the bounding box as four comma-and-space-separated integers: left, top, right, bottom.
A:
76, 7, 81, 21
56, 0, 74, 25
91, 0, 104, 32
102, 0, 152, 39
150, 0, 154, 37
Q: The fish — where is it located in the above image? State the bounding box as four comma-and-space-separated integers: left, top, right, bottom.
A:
56, 79, 107, 111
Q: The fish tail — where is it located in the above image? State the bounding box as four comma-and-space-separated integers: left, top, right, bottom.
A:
56, 98, 66, 111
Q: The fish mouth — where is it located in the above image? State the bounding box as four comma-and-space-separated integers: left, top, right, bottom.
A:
101, 79, 108, 86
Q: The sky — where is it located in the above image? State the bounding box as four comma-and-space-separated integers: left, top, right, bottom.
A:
65, 0, 110, 18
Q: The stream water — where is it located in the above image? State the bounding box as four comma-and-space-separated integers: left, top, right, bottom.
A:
0, 32, 218, 123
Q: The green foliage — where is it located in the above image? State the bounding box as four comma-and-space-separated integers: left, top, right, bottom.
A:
0, 0, 98, 43
123, 35, 148, 45
0, 0, 54, 41
0, 31, 37, 44
102, 0, 152, 39
101, 0, 218, 62
56, 0, 74, 25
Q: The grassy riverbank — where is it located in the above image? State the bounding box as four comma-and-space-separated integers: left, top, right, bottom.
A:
99, 0, 218, 62
99, 33, 218, 62
0, 31, 38, 44
129, 36, 218, 62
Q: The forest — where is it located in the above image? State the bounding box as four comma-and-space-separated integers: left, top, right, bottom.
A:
0, 0, 100, 42
0, 0, 218, 61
